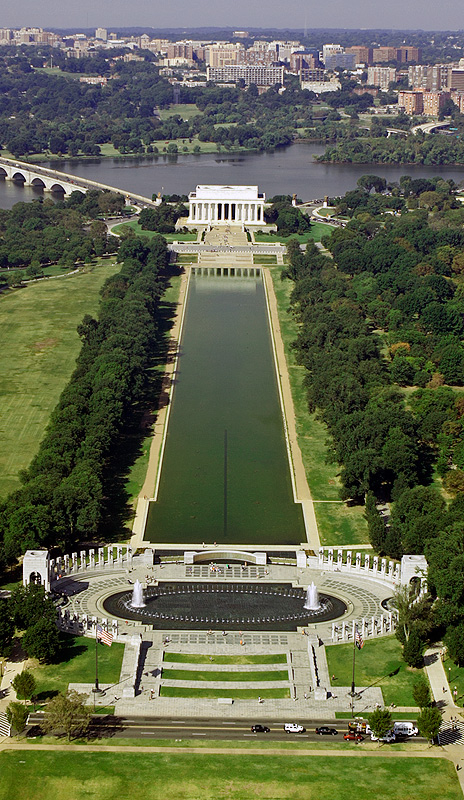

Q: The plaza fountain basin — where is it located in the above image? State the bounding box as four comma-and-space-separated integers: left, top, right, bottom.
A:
102, 582, 347, 631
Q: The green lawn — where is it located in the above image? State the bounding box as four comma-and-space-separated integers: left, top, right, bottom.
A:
158, 104, 203, 121
160, 686, 290, 699
270, 268, 369, 545
317, 207, 336, 217
0, 260, 121, 497
253, 254, 277, 264
164, 652, 287, 665
112, 221, 197, 241
336, 711, 418, 720
326, 636, 425, 707
254, 223, 335, 244
29, 634, 124, 700
176, 253, 198, 263
161, 668, 288, 682
0, 751, 459, 800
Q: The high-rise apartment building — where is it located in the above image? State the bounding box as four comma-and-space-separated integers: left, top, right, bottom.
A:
397, 90, 424, 114
206, 64, 285, 86
346, 46, 373, 65
367, 66, 397, 89
95, 28, 107, 41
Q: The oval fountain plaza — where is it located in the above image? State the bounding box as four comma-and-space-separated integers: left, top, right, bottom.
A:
102, 581, 347, 631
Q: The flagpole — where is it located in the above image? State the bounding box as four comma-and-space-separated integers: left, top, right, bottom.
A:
93, 625, 102, 707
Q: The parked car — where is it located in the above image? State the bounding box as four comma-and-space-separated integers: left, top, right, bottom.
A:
344, 732, 364, 741
284, 723, 306, 733
348, 720, 371, 734
251, 725, 270, 733
315, 726, 338, 735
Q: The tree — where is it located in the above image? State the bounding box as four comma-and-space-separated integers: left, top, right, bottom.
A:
412, 677, 431, 709
12, 670, 37, 704
6, 701, 28, 735
444, 622, 464, 667
22, 617, 61, 664
40, 690, 91, 740
368, 709, 393, 741
0, 599, 14, 655
417, 707, 442, 743
402, 626, 425, 668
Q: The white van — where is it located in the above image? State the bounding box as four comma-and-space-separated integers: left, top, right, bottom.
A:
393, 721, 418, 737
370, 730, 396, 742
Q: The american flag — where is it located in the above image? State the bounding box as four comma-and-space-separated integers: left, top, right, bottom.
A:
96, 625, 113, 647
355, 627, 364, 650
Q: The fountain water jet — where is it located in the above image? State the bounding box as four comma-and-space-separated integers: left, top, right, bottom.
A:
131, 579, 146, 608
304, 581, 321, 611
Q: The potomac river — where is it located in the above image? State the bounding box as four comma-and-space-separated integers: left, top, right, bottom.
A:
0, 143, 464, 207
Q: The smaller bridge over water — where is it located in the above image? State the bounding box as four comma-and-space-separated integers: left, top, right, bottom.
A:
0, 156, 157, 207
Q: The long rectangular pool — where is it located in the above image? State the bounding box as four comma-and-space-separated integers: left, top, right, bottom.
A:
143, 271, 305, 545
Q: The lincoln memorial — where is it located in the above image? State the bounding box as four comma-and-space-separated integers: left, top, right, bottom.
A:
187, 184, 266, 226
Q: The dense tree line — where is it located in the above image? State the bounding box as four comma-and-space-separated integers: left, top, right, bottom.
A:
0, 233, 170, 566
139, 202, 188, 233
284, 179, 464, 667
0, 190, 122, 273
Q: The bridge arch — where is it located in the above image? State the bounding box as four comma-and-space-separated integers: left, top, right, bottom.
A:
12, 171, 26, 183
31, 177, 46, 189
0, 167, 7, 178
49, 182, 66, 194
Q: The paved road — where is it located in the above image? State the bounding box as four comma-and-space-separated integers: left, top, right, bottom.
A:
26, 714, 422, 744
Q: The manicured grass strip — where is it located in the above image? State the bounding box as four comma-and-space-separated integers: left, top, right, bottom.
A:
30, 635, 124, 700
159, 686, 291, 698
0, 260, 121, 497
176, 253, 198, 263
269, 267, 369, 545
164, 652, 287, 665
326, 636, 424, 707
253, 254, 277, 264
0, 752, 460, 800
162, 668, 288, 682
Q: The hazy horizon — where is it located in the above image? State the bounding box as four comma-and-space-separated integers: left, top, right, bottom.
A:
2, 0, 464, 34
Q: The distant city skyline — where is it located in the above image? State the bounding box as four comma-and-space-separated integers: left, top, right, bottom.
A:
2, 0, 464, 33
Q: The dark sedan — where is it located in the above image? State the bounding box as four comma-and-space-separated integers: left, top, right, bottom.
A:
315, 726, 338, 735
251, 725, 270, 733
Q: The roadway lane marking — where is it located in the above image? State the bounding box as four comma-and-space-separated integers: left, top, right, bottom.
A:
170, 720, 186, 723
222, 722, 237, 725
192, 733, 206, 736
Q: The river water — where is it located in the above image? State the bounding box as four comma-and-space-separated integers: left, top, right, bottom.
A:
1, 143, 464, 207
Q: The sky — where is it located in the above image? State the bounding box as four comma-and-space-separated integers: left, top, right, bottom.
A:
2, 0, 464, 32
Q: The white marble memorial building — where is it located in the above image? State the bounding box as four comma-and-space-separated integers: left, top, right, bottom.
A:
187, 185, 266, 226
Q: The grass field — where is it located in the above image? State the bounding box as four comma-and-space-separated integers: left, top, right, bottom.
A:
164, 652, 287, 665
159, 686, 291, 699
254, 223, 335, 245
162, 668, 289, 682
270, 267, 369, 545
326, 636, 424, 707
112, 221, 197, 241
0, 751, 459, 800
158, 104, 203, 121
29, 634, 124, 700
0, 261, 121, 497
